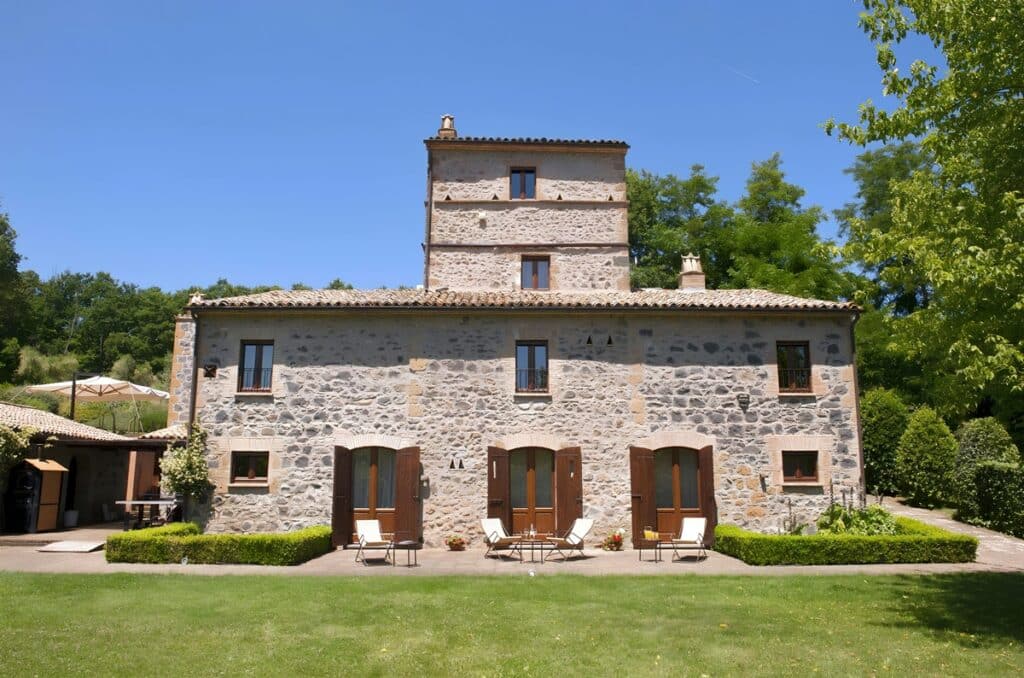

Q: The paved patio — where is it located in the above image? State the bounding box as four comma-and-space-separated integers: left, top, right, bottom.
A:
1, 502, 1020, 577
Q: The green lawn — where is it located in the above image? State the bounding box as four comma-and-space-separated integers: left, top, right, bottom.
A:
1, 573, 1021, 676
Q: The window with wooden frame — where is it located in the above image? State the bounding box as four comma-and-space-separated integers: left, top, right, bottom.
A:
776, 341, 811, 393
510, 168, 536, 199
515, 341, 548, 393
231, 451, 269, 484
521, 256, 550, 290
782, 450, 818, 482
239, 340, 274, 392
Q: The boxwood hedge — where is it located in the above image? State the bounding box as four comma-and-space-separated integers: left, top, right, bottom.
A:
106, 524, 333, 566
714, 517, 976, 566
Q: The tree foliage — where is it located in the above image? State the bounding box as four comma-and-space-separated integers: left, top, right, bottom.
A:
160, 425, 212, 502
0, 424, 35, 494
826, 0, 1024, 418
953, 417, 1020, 518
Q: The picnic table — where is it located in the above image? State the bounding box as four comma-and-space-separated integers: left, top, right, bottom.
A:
115, 499, 178, 530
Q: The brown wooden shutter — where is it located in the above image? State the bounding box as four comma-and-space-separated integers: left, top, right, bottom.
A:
331, 447, 353, 547
487, 446, 511, 528
394, 446, 422, 543
555, 446, 583, 534
698, 445, 717, 545
629, 446, 656, 548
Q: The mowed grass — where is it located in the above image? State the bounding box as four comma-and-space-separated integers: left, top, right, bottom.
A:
1, 573, 1022, 676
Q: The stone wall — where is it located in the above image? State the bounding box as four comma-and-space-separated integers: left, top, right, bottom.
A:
431, 149, 626, 202
167, 314, 196, 427
191, 310, 862, 543
431, 204, 628, 245
427, 246, 631, 291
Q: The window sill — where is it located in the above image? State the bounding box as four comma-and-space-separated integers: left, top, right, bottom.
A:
235, 391, 275, 398
782, 481, 822, 488
228, 482, 270, 491
514, 392, 552, 400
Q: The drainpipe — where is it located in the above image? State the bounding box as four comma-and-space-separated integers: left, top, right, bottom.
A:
423, 148, 434, 290
187, 309, 200, 429
849, 311, 866, 499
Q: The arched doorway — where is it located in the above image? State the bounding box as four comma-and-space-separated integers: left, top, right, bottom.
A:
487, 445, 582, 535
332, 445, 421, 546
629, 444, 715, 546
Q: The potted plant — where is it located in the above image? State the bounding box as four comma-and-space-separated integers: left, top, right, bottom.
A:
601, 528, 625, 551
445, 535, 467, 551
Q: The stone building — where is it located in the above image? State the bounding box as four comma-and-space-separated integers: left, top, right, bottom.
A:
168, 116, 863, 547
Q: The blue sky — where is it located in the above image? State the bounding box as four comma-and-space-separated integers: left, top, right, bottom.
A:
1, 1, 924, 291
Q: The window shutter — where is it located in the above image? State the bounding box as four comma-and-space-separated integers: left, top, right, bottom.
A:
698, 445, 717, 545
331, 447, 353, 547
393, 446, 422, 543
487, 446, 511, 529
629, 446, 656, 548
555, 446, 583, 534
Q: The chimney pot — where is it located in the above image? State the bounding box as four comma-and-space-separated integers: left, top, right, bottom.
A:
437, 114, 457, 139
679, 253, 706, 290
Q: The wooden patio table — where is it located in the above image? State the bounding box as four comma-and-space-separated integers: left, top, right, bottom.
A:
515, 534, 556, 563
115, 499, 178, 531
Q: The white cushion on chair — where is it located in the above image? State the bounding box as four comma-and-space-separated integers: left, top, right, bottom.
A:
481, 518, 509, 543
356, 519, 386, 544
675, 517, 707, 544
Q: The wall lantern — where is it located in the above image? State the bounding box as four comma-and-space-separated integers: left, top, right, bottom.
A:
585, 335, 593, 345
737, 393, 750, 411
203, 364, 218, 378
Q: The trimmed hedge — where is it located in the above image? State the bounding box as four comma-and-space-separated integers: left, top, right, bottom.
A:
714, 517, 977, 566
106, 524, 333, 566
973, 462, 1024, 538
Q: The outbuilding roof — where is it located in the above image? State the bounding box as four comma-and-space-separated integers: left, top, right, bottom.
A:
189, 288, 858, 313
138, 424, 188, 441
0, 402, 131, 442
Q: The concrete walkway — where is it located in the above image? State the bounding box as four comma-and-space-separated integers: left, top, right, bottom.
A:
878, 496, 1024, 572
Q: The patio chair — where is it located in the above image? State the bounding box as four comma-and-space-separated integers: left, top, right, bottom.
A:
354, 519, 393, 564
481, 518, 520, 559
668, 517, 708, 561
546, 518, 594, 562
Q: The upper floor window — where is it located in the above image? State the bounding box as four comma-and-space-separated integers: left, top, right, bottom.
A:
231, 450, 269, 484
510, 168, 536, 200
782, 450, 818, 482
776, 341, 811, 393
521, 256, 550, 290
239, 340, 274, 392
515, 341, 548, 393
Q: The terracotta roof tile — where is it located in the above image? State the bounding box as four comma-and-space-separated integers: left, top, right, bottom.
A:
425, 136, 628, 148
138, 424, 188, 441
190, 288, 858, 313
0, 402, 131, 442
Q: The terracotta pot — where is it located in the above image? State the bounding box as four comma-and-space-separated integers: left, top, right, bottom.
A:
448, 543, 466, 551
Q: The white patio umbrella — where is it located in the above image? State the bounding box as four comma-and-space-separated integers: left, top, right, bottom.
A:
25, 375, 170, 429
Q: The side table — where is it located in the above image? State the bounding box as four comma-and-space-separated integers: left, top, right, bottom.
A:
393, 540, 421, 567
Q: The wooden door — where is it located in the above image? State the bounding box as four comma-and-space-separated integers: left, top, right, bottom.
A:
393, 446, 422, 543
510, 448, 555, 535
487, 446, 511, 528
629, 446, 656, 547
351, 448, 397, 540
555, 446, 583, 534
654, 448, 702, 537
331, 447, 352, 547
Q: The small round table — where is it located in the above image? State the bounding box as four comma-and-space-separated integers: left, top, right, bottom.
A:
393, 540, 421, 567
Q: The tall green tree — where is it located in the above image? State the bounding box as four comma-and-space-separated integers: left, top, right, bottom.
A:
826, 0, 1024, 420
0, 208, 32, 381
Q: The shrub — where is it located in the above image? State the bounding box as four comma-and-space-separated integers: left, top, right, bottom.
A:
816, 504, 897, 536
896, 406, 957, 507
954, 418, 1020, 519
106, 524, 333, 566
714, 519, 977, 565
972, 462, 1024, 538
860, 388, 910, 494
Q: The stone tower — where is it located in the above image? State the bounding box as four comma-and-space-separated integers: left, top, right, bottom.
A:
423, 115, 630, 291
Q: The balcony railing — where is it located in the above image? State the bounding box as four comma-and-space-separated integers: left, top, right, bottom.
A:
239, 368, 273, 392
778, 368, 812, 393
515, 368, 549, 393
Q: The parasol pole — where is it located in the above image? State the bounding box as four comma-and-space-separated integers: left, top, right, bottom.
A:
70, 372, 77, 420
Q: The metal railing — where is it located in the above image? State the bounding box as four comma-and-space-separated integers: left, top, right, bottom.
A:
778, 368, 812, 393
239, 368, 273, 392
515, 368, 549, 393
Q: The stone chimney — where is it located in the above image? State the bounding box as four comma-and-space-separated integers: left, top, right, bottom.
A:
437, 114, 457, 139
679, 253, 706, 290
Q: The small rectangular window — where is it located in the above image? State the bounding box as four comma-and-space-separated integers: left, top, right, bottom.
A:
782, 451, 818, 482
515, 341, 548, 393
239, 340, 274, 392
776, 341, 811, 393
231, 451, 269, 483
510, 168, 536, 199
521, 256, 550, 290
